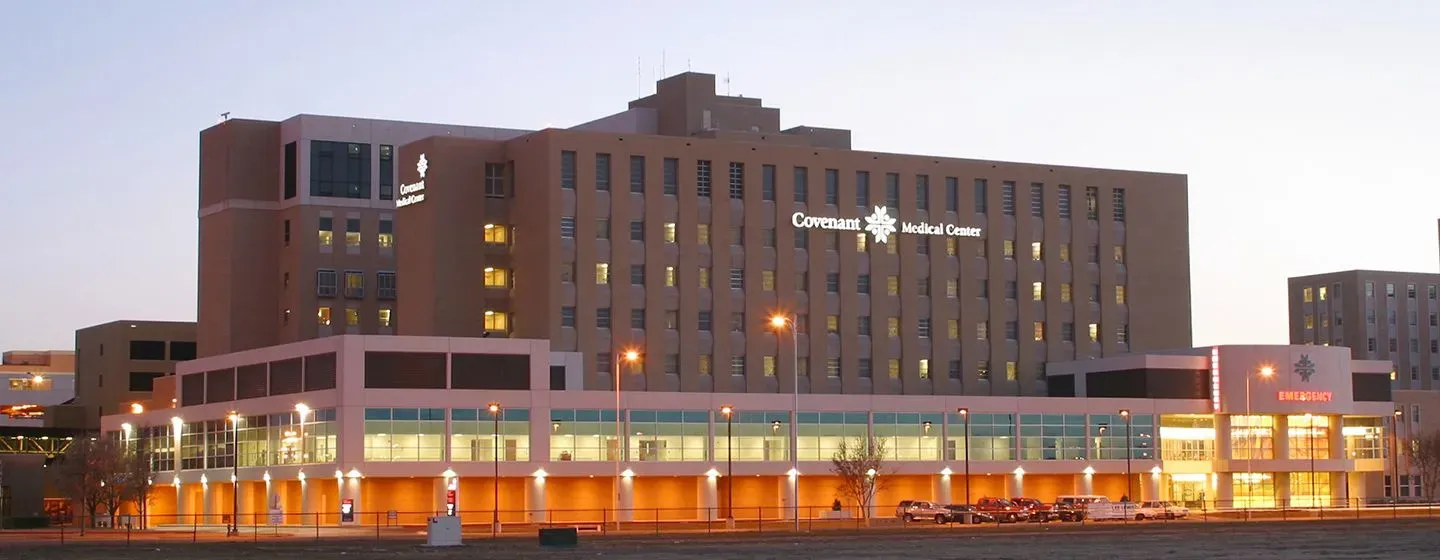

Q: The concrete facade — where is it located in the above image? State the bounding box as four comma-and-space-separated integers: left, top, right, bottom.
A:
52, 321, 197, 429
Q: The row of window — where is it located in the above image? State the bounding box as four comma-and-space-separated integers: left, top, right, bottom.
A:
301, 217, 395, 249
317, 306, 394, 329
558, 152, 1129, 221
314, 270, 397, 299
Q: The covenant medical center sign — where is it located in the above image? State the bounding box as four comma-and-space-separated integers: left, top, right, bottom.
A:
791, 205, 983, 244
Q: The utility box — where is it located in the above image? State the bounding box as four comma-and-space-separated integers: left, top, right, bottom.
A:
426, 516, 463, 547
538, 527, 579, 548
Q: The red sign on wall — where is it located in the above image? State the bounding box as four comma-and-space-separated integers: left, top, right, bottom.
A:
1278, 390, 1333, 402
446, 490, 457, 516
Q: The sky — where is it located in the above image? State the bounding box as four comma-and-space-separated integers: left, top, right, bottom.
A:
0, 0, 1437, 351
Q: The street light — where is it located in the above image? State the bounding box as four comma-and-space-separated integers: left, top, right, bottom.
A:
613, 349, 640, 528
1119, 410, 1132, 501
957, 408, 971, 505
227, 411, 240, 536
130, 402, 145, 415
489, 402, 501, 530
769, 312, 800, 532
721, 405, 734, 522
295, 403, 310, 465
1392, 408, 1403, 503
1244, 365, 1276, 510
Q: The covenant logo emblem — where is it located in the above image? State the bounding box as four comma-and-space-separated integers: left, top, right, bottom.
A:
791, 206, 982, 244
396, 153, 428, 208
1294, 354, 1317, 383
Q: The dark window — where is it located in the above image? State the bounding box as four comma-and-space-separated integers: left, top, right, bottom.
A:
283, 142, 297, 199
696, 160, 712, 197
377, 271, 397, 299
1058, 185, 1071, 218
452, 354, 531, 390
364, 352, 446, 389
304, 353, 337, 391
268, 358, 302, 396
560, 151, 576, 189
180, 373, 205, 406
283, 220, 291, 246
204, 369, 235, 403
793, 167, 809, 203
663, 158, 678, 195
169, 341, 197, 361
1085, 187, 1099, 220
1113, 188, 1127, 222
856, 171, 870, 206
128, 372, 164, 392
236, 364, 266, 399
595, 153, 611, 191
825, 169, 839, 204
761, 164, 776, 201
484, 163, 506, 198
945, 177, 958, 211
1000, 181, 1015, 215
129, 340, 166, 361
629, 220, 644, 241
550, 365, 567, 391
630, 155, 646, 193
309, 141, 371, 199
974, 179, 988, 213
916, 175, 930, 210
378, 144, 394, 200
1030, 183, 1044, 217
728, 162, 745, 198
885, 173, 900, 206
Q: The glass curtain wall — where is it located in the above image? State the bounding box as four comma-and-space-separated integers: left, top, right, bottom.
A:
715, 410, 789, 461
550, 409, 619, 461
628, 410, 708, 461
452, 408, 530, 462
1159, 415, 1215, 461
873, 412, 943, 460
796, 412, 869, 461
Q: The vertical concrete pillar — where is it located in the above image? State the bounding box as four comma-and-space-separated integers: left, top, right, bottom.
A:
1216, 473, 1234, 509
935, 473, 952, 504
299, 477, 311, 523
1275, 472, 1291, 508
1007, 471, 1024, 498
700, 474, 719, 520
784, 472, 798, 520
339, 477, 361, 525
1274, 415, 1290, 460
1346, 472, 1369, 507
1216, 416, 1233, 461
1077, 473, 1094, 495
200, 477, 212, 524
618, 475, 635, 522
1145, 471, 1161, 502
527, 475, 547, 523
175, 481, 190, 525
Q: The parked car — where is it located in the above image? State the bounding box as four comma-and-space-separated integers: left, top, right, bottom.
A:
973, 497, 1031, 523
943, 504, 996, 524
1049, 500, 1087, 522
895, 500, 954, 523
1010, 497, 1060, 522
1138, 501, 1189, 520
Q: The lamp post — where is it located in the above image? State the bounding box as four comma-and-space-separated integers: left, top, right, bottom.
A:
227, 412, 240, 536
1244, 365, 1276, 510
957, 408, 971, 505
1303, 413, 1316, 507
488, 402, 501, 529
1119, 410, 1132, 501
769, 313, 800, 531
613, 349, 639, 528
721, 405, 734, 522
1392, 408, 1403, 503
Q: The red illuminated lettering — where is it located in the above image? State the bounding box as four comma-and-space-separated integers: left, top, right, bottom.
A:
1277, 390, 1333, 402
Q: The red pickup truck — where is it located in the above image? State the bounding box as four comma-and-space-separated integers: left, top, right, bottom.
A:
972, 497, 1030, 523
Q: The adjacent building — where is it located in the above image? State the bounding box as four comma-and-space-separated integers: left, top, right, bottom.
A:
47, 321, 197, 429
0, 350, 74, 427
393, 71, 1192, 397
196, 116, 529, 359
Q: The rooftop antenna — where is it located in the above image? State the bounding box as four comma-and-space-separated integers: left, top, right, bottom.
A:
724, 73, 731, 95
661, 50, 666, 77
687, 58, 692, 71
637, 56, 642, 97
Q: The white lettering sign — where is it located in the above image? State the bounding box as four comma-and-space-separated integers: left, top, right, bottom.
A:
395, 153, 429, 208
792, 206, 982, 243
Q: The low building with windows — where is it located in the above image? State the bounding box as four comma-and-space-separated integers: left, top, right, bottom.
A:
0, 350, 75, 427
100, 336, 1397, 525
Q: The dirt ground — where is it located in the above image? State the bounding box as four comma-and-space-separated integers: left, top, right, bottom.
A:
4, 519, 1437, 559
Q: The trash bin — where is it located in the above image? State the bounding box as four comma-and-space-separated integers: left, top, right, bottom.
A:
426, 516, 463, 547
538, 527, 579, 548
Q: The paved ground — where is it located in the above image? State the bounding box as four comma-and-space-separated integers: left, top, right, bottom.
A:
4, 518, 1437, 559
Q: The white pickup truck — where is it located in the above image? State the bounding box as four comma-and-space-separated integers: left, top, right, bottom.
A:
1080, 498, 1142, 521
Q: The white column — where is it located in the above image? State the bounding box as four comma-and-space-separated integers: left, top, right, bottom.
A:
175, 481, 190, 524
700, 474, 719, 520
1216, 472, 1234, 509
1275, 472, 1291, 507
200, 478, 212, 524
527, 475, 547, 523
935, 473, 952, 504
1146, 471, 1161, 502
299, 477, 311, 523
1077, 473, 1094, 495
1007, 470, 1025, 498
784, 472, 798, 519
1274, 415, 1290, 459
618, 475, 635, 522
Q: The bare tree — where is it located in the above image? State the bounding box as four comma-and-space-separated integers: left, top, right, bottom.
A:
57, 437, 124, 532
830, 437, 888, 523
1407, 430, 1440, 502
121, 434, 155, 529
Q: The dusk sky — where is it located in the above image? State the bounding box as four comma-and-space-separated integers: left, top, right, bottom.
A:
1, 1, 1437, 351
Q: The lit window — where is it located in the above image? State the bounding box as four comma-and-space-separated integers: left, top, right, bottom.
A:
665, 266, 676, 287
856, 233, 867, 252
1113, 246, 1125, 264
886, 240, 897, 254
346, 219, 361, 247
664, 223, 676, 243
1115, 286, 1127, 305
1061, 283, 1072, 302
763, 356, 776, 377
318, 217, 333, 247
698, 267, 710, 288
948, 320, 959, 339
1032, 282, 1044, 301
946, 238, 957, 256
1059, 244, 1070, 262
1033, 321, 1045, 341
378, 308, 392, 328
1031, 242, 1042, 261
317, 307, 332, 326
888, 318, 900, 337
346, 308, 359, 326
826, 315, 839, 333
1318, 286, 1328, 301
946, 280, 958, 298
483, 224, 509, 244
977, 322, 988, 340
1005, 361, 1017, 381
595, 263, 610, 284
1088, 323, 1099, 342
919, 359, 930, 379
698, 356, 711, 376
484, 311, 509, 332
888, 359, 900, 379
1302, 287, 1313, 303
483, 267, 509, 288
698, 224, 710, 244
379, 220, 395, 248
762, 270, 775, 291
1003, 240, 1015, 258
887, 276, 899, 296
1304, 314, 1314, 329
